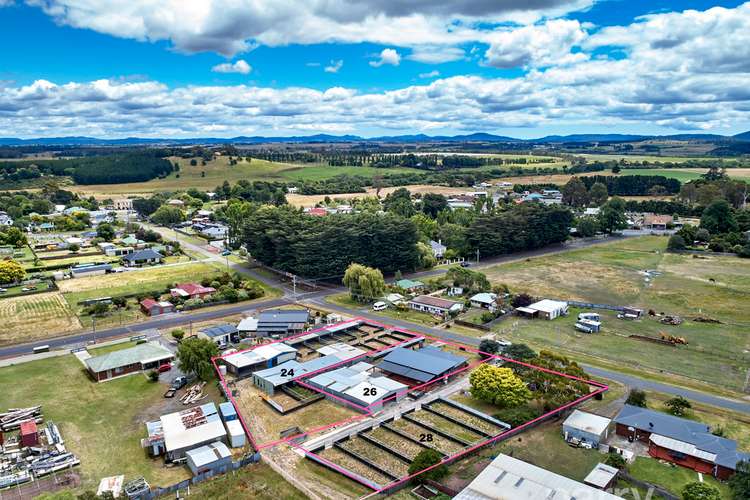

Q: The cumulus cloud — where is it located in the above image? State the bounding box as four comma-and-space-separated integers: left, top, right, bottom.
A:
484, 19, 587, 68
419, 70, 441, 78
408, 46, 465, 64
22, 0, 593, 55
211, 59, 252, 74
324, 59, 344, 73
370, 48, 401, 67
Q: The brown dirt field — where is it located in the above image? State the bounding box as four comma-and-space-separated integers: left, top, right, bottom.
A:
0, 292, 81, 344
233, 379, 361, 445
286, 184, 468, 207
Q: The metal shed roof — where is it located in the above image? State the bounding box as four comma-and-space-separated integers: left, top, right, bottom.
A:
378, 347, 465, 383
85, 342, 173, 373
200, 324, 237, 338
185, 441, 231, 468
563, 410, 611, 436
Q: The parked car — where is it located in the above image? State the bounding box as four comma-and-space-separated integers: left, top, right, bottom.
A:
0, 288, 6, 293
157, 363, 172, 373
372, 301, 387, 311
171, 376, 188, 390
460, 261, 472, 267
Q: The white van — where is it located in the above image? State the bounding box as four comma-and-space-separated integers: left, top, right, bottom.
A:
372, 301, 387, 311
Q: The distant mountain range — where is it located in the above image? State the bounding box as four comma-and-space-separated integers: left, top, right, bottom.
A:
0, 131, 748, 146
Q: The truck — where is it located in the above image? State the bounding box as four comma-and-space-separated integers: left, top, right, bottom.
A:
163, 376, 188, 398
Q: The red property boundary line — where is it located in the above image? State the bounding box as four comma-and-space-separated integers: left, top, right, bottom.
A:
211, 317, 609, 494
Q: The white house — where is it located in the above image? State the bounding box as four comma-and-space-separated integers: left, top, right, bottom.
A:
0, 212, 13, 226
517, 299, 569, 320
429, 239, 447, 258
470, 292, 498, 310
408, 295, 463, 316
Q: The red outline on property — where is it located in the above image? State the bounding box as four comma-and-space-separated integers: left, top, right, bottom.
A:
212, 317, 609, 496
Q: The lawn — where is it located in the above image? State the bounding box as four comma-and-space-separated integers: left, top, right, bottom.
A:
0, 291, 81, 345
628, 457, 731, 499
326, 292, 446, 328
482, 236, 750, 393
0, 354, 192, 490
175, 462, 306, 500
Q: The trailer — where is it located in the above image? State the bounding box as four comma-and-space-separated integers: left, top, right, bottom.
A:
577, 312, 600, 322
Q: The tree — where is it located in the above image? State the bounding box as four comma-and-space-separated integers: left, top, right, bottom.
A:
478, 339, 501, 358
503, 343, 536, 362
416, 241, 437, 269
682, 482, 721, 500
0, 227, 28, 248
665, 396, 692, 416
729, 460, 750, 500
604, 452, 626, 469
700, 199, 738, 235
576, 217, 598, 237
597, 197, 628, 234
511, 293, 534, 308
175, 337, 219, 380
589, 182, 609, 206
68, 243, 80, 253
421, 193, 449, 218
382, 188, 415, 217
446, 266, 489, 292
96, 223, 115, 241
625, 388, 647, 407
0, 260, 25, 284
668, 234, 686, 251
562, 178, 589, 208
151, 205, 185, 226
469, 364, 531, 408
342, 263, 385, 302
408, 449, 447, 484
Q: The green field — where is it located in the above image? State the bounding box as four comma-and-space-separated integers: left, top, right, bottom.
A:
482, 236, 750, 392
628, 457, 730, 498
0, 354, 196, 490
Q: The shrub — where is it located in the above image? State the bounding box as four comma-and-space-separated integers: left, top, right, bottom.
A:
147, 370, 160, 382
494, 406, 539, 427
604, 452, 626, 469
171, 329, 185, 341
408, 449, 447, 484
625, 388, 647, 407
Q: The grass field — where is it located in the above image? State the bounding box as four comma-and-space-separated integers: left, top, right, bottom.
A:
482, 236, 750, 392
628, 457, 731, 498
0, 354, 192, 490
177, 462, 306, 500
0, 292, 81, 345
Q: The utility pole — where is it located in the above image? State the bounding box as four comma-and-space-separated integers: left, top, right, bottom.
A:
476, 248, 480, 264
92, 316, 96, 344
292, 275, 298, 303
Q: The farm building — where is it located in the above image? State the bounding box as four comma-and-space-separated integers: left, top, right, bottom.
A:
256, 309, 310, 338
85, 342, 174, 382
145, 403, 228, 460
516, 299, 569, 320
584, 463, 620, 491
377, 346, 466, 385
70, 263, 113, 278
170, 283, 216, 299
185, 442, 232, 476
562, 410, 612, 447
470, 292, 497, 309
140, 299, 175, 316
407, 295, 463, 316
306, 361, 408, 412
221, 342, 298, 378
122, 248, 163, 267
642, 214, 673, 230
225, 420, 246, 448
614, 405, 750, 480
454, 454, 623, 500
252, 344, 366, 395
197, 324, 238, 346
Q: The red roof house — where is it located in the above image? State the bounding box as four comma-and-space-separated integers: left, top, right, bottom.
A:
140, 299, 176, 316
170, 282, 216, 299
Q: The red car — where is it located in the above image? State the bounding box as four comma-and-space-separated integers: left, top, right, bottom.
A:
156, 363, 172, 373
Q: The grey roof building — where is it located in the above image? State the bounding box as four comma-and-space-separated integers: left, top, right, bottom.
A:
121, 248, 163, 265
198, 324, 238, 345
378, 346, 466, 384
85, 342, 173, 382
256, 309, 309, 338
615, 404, 750, 478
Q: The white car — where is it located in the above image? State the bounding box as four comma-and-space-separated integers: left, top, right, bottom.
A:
372, 301, 387, 311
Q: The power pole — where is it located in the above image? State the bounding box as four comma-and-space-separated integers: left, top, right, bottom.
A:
476, 248, 480, 264
292, 275, 298, 303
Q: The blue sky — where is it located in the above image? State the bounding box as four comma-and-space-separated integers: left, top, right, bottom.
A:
0, 0, 749, 138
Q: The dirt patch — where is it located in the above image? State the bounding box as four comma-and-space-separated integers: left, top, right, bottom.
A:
286, 184, 469, 207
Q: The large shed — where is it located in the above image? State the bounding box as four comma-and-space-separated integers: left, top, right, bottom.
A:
185, 442, 232, 476
562, 410, 612, 447
256, 309, 310, 338
377, 346, 466, 385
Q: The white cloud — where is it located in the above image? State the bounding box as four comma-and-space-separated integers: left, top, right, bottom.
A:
408, 46, 465, 64
370, 48, 401, 67
484, 19, 587, 68
324, 59, 344, 73
419, 70, 441, 78
211, 59, 252, 74
22, 0, 593, 55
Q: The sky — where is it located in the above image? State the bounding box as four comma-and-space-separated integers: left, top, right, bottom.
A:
0, 0, 749, 139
